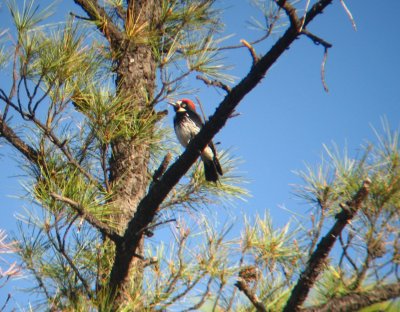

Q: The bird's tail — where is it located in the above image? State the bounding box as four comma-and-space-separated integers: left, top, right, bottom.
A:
202, 156, 223, 182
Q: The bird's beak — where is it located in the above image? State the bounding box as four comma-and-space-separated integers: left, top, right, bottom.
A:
168, 101, 185, 112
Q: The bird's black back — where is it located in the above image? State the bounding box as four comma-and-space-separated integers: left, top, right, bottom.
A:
174, 109, 203, 129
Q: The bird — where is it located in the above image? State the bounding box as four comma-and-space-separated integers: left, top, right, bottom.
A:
169, 98, 223, 182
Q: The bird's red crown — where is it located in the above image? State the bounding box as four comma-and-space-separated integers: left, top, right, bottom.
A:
178, 98, 196, 111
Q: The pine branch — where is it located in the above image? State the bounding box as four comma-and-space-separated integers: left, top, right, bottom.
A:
303, 283, 400, 312
283, 179, 371, 312
50, 193, 122, 242
73, 0, 122, 45
108, 0, 334, 295
0, 114, 38, 163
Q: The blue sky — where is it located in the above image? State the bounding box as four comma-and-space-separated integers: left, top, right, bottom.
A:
0, 0, 399, 308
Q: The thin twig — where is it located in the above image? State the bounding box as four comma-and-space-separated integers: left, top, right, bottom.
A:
301, 29, 332, 48
240, 39, 259, 65
0, 294, 11, 312
338, 233, 358, 272
321, 47, 329, 92
195, 97, 208, 123
301, 29, 332, 92
299, 0, 311, 32
51, 217, 92, 298
196, 75, 231, 93
50, 193, 121, 242
184, 276, 213, 311
69, 12, 92, 21
340, 0, 357, 31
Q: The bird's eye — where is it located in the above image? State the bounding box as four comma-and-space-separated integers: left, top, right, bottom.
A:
182, 103, 187, 108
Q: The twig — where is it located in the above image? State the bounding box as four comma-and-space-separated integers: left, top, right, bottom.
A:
30, 115, 104, 192
301, 29, 332, 92
235, 279, 267, 312
240, 39, 259, 66
0, 294, 11, 312
212, 281, 226, 312
184, 276, 213, 311
195, 97, 208, 123
196, 75, 231, 93
338, 233, 358, 272
299, 0, 311, 32
301, 29, 332, 48
321, 46, 329, 92
340, 0, 357, 31
69, 12, 92, 21
50, 193, 121, 242
152, 153, 172, 184
52, 218, 92, 298
283, 179, 371, 312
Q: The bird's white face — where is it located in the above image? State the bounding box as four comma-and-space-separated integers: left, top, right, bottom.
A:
175, 100, 186, 113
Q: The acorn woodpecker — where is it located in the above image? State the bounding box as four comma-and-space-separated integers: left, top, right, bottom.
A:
169, 98, 223, 182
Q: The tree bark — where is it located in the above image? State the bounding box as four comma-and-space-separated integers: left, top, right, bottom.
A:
105, 0, 161, 303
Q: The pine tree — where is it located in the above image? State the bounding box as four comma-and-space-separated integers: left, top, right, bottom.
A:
0, 0, 399, 311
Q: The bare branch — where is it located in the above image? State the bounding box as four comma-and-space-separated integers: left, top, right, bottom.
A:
321, 46, 329, 92
49, 193, 121, 242
283, 179, 371, 312
303, 283, 400, 312
196, 75, 231, 93
301, 29, 332, 49
340, 0, 357, 31
300, 29, 332, 92
235, 279, 267, 312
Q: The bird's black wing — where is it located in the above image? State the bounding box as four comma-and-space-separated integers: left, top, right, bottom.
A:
186, 110, 204, 128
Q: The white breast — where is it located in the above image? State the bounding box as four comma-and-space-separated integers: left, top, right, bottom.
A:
174, 115, 200, 147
